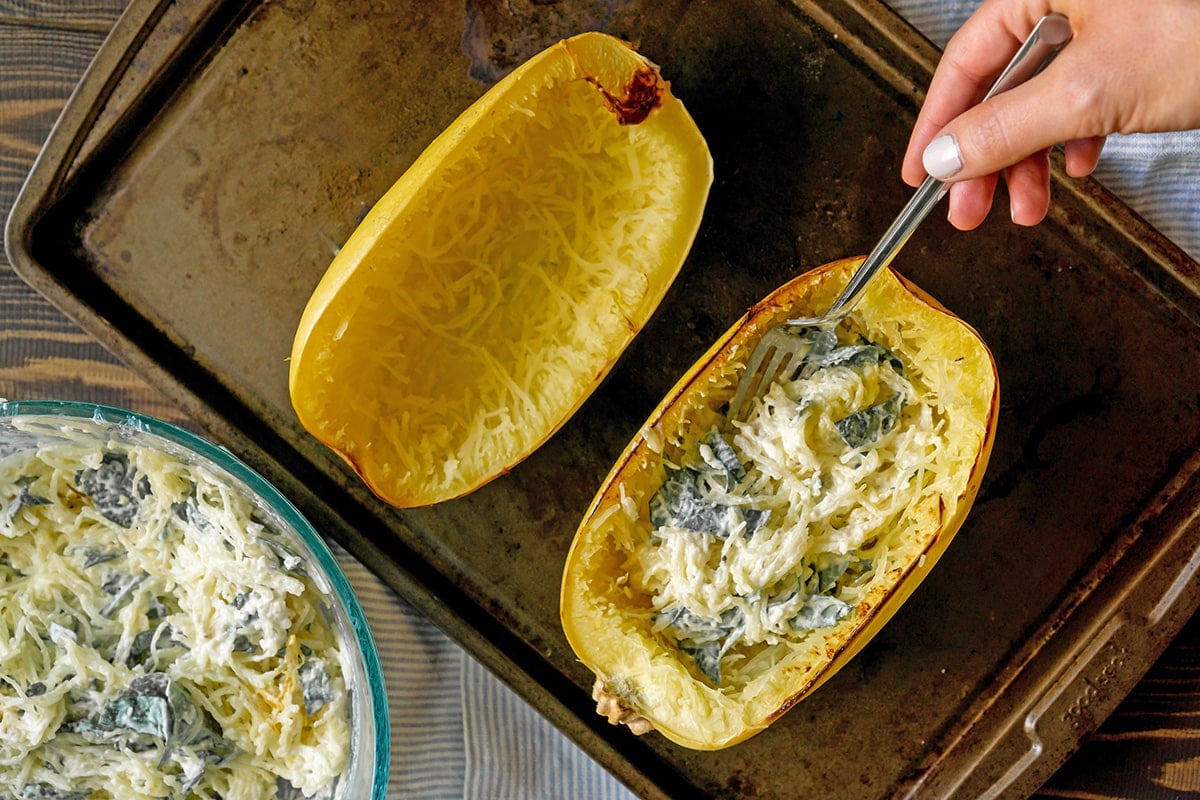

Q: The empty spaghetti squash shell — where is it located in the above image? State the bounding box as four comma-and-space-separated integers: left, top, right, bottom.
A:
289, 32, 712, 507
560, 257, 998, 750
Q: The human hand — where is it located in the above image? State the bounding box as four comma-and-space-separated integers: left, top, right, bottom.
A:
902, 0, 1200, 230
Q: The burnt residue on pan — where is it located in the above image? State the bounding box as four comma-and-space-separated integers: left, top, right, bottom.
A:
461, 0, 631, 83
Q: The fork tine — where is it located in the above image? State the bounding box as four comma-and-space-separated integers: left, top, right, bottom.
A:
728, 328, 798, 421
761, 343, 795, 390
728, 338, 773, 421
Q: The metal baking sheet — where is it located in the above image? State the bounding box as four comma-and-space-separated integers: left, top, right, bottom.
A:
10, 0, 1200, 796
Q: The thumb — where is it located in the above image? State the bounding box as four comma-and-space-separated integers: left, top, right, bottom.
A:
921, 74, 1084, 182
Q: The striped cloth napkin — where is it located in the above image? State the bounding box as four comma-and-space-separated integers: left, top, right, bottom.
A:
334, 547, 633, 800
336, 2, 1200, 798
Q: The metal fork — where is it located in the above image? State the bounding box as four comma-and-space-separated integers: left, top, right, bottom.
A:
727, 12, 1073, 422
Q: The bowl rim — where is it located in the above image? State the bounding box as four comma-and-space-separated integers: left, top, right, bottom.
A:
0, 399, 391, 798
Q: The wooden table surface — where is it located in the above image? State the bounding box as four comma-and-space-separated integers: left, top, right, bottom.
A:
3, 3, 1200, 798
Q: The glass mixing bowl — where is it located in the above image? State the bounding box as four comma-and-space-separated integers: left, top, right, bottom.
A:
0, 400, 389, 799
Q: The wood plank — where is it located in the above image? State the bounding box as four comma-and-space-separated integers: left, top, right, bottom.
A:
1, 276, 187, 422
0, 2, 127, 30
0, 23, 107, 210
0, 9, 183, 421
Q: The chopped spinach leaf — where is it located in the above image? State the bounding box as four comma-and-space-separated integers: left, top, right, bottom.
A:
2, 484, 52, 525
232, 634, 259, 654
814, 341, 905, 376
764, 328, 905, 386
649, 468, 769, 539
809, 554, 851, 594
258, 535, 308, 576
805, 554, 875, 597
75, 452, 150, 527
81, 548, 121, 569
19, 785, 89, 800
127, 625, 182, 668
127, 629, 158, 666
174, 495, 217, 536
656, 605, 743, 685
656, 604, 741, 643
97, 672, 176, 738
299, 657, 335, 715
99, 571, 148, 617
788, 594, 853, 631
16, 486, 51, 507
697, 428, 745, 491
835, 393, 904, 449
145, 595, 169, 621
741, 507, 771, 537
679, 641, 724, 685
11, 485, 50, 508
81, 672, 236, 780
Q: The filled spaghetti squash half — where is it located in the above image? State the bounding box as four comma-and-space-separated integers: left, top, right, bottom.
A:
560, 257, 998, 750
289, 32, 712, 508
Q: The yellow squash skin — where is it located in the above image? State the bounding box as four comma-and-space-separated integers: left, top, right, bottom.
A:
289, 32, 713, 508
560, 257, 999, 750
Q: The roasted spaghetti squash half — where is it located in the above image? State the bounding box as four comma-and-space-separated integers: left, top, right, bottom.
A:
290, 32, 712, 508
560, 257, 998, 750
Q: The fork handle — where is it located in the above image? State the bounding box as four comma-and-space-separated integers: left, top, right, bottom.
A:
819, 174, 946, 324
797, 12, 1074, 326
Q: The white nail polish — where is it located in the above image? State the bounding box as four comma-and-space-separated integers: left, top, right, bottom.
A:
923, 135, 963, 181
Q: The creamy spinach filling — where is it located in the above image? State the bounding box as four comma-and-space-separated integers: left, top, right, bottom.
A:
643, 328, 915, 685
0, 440, 350, 799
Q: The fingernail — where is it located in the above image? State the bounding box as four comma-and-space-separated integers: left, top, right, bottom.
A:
923, 135, 963, 181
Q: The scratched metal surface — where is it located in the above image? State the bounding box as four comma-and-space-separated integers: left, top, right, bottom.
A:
9, 0, 1200, 796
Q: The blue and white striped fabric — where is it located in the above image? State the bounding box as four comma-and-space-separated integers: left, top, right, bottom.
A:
335, 547, 638, 800
889, 0, 977, 45
1093, 139, 1200, 259
333, 3, 1199, 798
